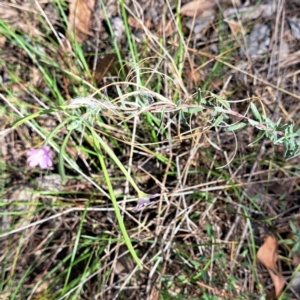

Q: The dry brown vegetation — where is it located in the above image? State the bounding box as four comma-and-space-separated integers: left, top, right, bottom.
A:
0, 0, 300, 299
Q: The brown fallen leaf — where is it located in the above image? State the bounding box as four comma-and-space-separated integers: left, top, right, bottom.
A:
224, 3, 276, 21
257, 235, 285, 297
292, 250, 300, 268
158, 19, 176, 37
68, 0, 95, 43
180, 0, 216, 17
186, 68, 200, 86
226, 20, 245, 35
128, 16, 153, 30
91, 53, 123, 84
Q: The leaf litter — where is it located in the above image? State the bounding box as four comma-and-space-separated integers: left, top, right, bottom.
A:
68, 0, 95, 43
257, 235, 285, 298
1, 0, 300, 299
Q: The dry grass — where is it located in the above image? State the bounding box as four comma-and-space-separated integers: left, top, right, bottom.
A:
0, 0, 300, 299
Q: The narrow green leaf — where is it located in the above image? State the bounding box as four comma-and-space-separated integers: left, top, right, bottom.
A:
290, 138, 296, 150
45, 118, 72, 145
286, 132, 299, 139
276, 117, 282, 127
283, 139, 289, 157
250, 103, 261, 122
176, 99, 182, 107
289, 221, 297, 233
248, 119, 258, 126
276, 124, 289, 132
248, 131, 266, 146
287, 147, 300, 159
197, 88, 203, 104
158, 108, 166, 131
12, 111, 48, 127
181, 107, 203, 114
210, 92, 230, 108
289, 122, 295, 134
265, 118, 273, 128
179, 110, 188, 125
59, 130, 73, 185
12, 106, 64, 127
213, 115, 223, 127
226, 122, 247, 131
214, 106, 224, 113
89, 128, 143, 269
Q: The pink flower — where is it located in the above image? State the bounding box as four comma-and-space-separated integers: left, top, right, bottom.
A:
134, 193, 160, 210
27, 146, 53, 169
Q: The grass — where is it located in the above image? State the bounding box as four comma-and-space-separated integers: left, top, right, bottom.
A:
0, 0, 300, 299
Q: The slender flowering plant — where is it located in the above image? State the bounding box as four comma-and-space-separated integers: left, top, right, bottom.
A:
27, 146, 53, 169
134, 193, 160, 210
